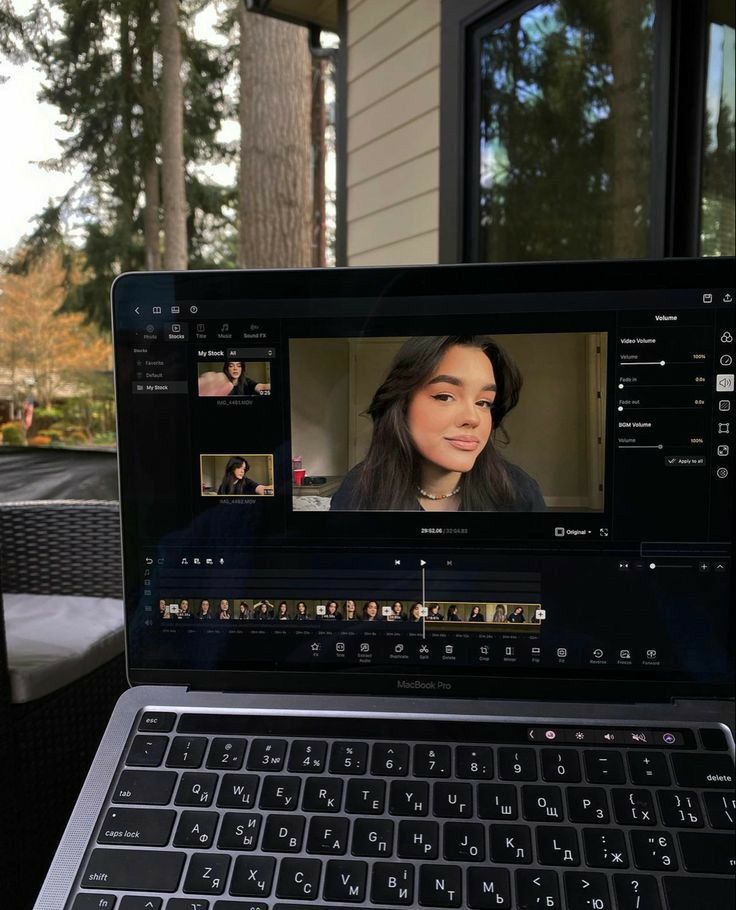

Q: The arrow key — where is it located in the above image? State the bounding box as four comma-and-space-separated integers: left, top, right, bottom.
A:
118, 899, 162, 910
564, 871, 612, 909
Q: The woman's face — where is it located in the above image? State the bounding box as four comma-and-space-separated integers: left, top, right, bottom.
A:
226, 361, 242, 380
180, 600, 188, 611
366, 601, 378, 617
297, 603, 306, 613
220, 599, 229, 610
411, 603, 422, 618
407, 345, 496, 475
392, 603, 402, 614
201, 600, 210, 612
233, 461, 246, 480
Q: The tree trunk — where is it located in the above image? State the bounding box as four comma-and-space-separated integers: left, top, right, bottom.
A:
311, 55, 327, 267
159, 0, 188, 269
118, 11, 136, 270
608, 0, 643, 258
143, 157, 162, 269
238, 9, 312, 268
138, 4, 162, 270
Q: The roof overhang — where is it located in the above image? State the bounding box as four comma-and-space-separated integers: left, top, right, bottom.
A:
244, 0, 339, 33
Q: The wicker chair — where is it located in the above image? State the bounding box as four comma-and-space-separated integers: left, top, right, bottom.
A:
0, 500, 128, 909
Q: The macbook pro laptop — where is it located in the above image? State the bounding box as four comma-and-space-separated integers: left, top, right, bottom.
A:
35, 258, 734, 910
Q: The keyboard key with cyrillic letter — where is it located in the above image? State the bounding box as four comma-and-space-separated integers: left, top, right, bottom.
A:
184, 853, 231, 894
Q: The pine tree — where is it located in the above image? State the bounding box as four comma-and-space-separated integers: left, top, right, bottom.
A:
5, 0, 234, 328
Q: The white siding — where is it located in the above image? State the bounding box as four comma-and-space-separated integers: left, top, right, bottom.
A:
346, 0, 441, 265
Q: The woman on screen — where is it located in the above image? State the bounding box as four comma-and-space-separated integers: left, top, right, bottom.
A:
344, 599, 358, 621
330, 335, 545, 512
295, 601, 310, 620
469, 604, 486, 622
362, 600, 380, 621
217, 457, 273, 496
225, 361, 270, 396
408, 602, 424, 622
197, 361, 270, 396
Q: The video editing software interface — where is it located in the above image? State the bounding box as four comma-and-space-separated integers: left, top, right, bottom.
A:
113, 274, 734, 684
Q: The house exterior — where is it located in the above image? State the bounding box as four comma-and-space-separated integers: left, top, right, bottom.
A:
248, 0, 735, 266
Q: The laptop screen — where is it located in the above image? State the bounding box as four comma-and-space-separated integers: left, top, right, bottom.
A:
112, 260, 735, 697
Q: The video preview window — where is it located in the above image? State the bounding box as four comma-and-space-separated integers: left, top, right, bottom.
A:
197, 360, 271, 397
200, 454, 275, 496
289, 333, 607, 512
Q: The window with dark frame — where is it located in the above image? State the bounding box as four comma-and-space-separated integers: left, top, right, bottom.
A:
700, 0, 735, 256
440, 0, 735, 262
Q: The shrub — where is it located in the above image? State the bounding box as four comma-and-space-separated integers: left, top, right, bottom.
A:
47, 422, 92, 445
28, 434, 52, 446
0, 422, 26, 445
91, 431, 117, 447
32, 406, 63, 430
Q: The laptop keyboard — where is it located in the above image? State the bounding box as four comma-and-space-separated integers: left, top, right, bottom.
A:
69, 713, 735, 910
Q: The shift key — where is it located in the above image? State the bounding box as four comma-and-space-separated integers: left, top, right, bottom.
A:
82, 848, 185, 891
671, 753, 735, 789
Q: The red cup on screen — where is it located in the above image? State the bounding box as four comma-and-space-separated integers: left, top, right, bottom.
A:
293, 469, 306, 486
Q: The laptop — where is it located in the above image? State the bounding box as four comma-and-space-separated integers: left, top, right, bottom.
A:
35, 258, 734, 910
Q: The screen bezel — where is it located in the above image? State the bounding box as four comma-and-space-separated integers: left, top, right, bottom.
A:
113, 257, 736, 702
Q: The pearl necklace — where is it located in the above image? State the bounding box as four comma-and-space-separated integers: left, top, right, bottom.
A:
416, 484, 461, 501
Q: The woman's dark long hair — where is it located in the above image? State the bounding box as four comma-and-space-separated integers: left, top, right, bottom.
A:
350, 335, 522, 510
218, 456, 249, 494
224, 361, 249, 395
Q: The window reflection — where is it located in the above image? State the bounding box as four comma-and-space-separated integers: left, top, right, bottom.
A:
475, 0, 655, 261
700, 0, 735, 256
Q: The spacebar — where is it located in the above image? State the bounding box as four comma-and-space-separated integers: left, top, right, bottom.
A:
275, 906, 392, 910
81, 848, 185, 891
